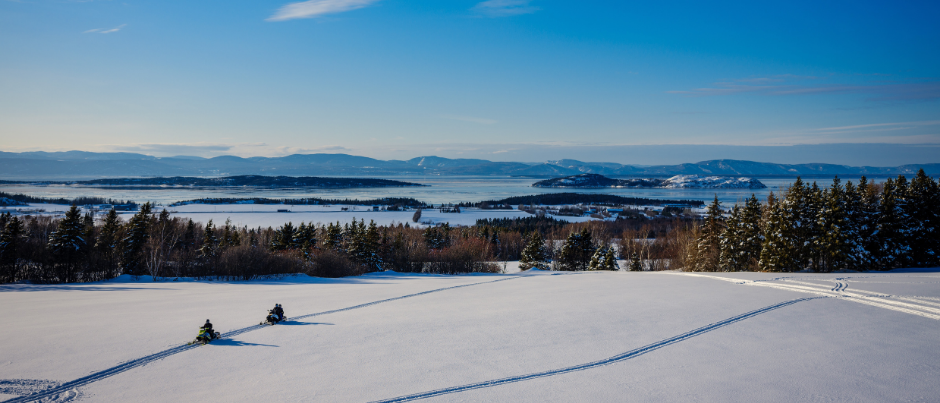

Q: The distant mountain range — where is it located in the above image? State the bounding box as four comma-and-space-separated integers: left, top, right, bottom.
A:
0, 151, 937, 179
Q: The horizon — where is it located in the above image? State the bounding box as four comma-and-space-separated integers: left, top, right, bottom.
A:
0, 144, 940, 167
2, 1, 939, 164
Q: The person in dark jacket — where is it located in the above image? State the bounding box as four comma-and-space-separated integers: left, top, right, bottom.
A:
273, 304, 285, 320
202, 319, 214, 339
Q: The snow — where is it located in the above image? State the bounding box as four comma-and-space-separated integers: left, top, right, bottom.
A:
662, 175, 766, 189
2, 203, 596, 228
2, 269, 939, 402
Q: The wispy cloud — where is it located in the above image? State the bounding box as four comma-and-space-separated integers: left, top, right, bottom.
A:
83, 24, 126, 34
472, 0, 539, 17
268, 0, 380, 21
668, 75, 940, 101
107, 142, 353, 157
440, 114, 498, 125
811, 120, 940, 133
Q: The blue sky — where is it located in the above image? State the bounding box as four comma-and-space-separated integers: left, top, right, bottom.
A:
1, 0, 939, 164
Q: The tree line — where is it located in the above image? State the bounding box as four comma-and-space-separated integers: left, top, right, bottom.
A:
0, 201, 695, 283
686, 170, 939, 272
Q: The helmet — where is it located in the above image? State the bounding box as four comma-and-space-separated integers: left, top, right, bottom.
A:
205, 319, 210, 323
276, 304, 280, 307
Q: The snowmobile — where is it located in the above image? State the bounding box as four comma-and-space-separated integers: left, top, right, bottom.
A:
261, 309, 284, 325
192, 327, 220, 345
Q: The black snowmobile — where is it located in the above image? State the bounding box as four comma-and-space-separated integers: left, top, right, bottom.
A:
262, 309, 283, 325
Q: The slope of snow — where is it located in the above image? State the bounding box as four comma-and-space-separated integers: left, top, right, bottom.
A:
2, 270, 939, 402
662, 175, 767, 189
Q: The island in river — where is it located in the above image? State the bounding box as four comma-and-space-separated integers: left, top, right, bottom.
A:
532, 174, 767, 189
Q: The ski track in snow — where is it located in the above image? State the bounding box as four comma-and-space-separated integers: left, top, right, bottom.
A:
369, 297, 822, 403
1, 277, 518, 403
669, 273, 940, 321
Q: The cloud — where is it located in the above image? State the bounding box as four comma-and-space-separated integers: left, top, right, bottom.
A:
106, 143, 354, 158
83, 24, 126, 34
268, 0, 380, 21
472, 0, 539, 17
440, 114, 498, 125
811, 120, 940, 133
112, 143, 234, 156
668, 75, 940, 101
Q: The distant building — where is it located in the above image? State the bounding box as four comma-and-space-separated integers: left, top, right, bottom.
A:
113, 204, 138, 211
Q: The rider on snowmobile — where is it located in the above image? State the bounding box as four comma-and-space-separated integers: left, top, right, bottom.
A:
202, 319, 214, 339
273, 304, 285, 320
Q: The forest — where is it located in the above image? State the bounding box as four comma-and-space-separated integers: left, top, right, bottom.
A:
0, 170, 937, 283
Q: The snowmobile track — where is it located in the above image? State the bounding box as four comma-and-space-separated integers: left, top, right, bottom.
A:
1, 276, 518, 403
369, 296, 823, 403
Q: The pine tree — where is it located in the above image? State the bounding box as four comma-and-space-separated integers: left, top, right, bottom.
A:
48, 205, 87, 282
803, 182, 824, 270
694, 196, 723, 271
905, 169, 939, 266
556, 228, 595, 271
271, 222, 295, 251
0, 216, 25, 282
856, 176, 880, 270
874, 178, 908, 269
740, 194, 764, 270
760, 192, 793, 272
718, 205, 743, 271
841, 180, 865, 270
95, 208, 122, 272
815, 177, 851, 272
361, 220, 383, 271
121, 202, 153, 275
629, 251, 642, 271
588, 247, 605, 270
323, 222, 343, 251
200, 220, 218, 258
519, 231, 549, 270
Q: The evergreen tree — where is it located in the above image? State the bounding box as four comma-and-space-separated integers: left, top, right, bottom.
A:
519, 231, 549, 270
718, 205, 743, 271
95, 208, 122, 272
629, 251, 642, 271
815, 177, 851, 272
906, 169, 940, 266
805, 182, 824, 270
121, 202, 153, 275
271, 222, 295, 251
856, 176, 880, 270
555, 228, 595, 271
694, 196, 723, 271
841, 180, 865, 271
739, 194, 764, 270
360, 220, 383, 271
323, 222, 343, 251
760, 192, 794, 272
200, 220, 218, 258
874, 178, 908, 269
48, 205, 88, 282
0, 216, 25, 282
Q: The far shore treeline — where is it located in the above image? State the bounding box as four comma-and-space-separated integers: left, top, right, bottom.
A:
0, 171, 937, 284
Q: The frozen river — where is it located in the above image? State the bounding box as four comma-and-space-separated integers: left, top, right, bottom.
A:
0, 175, 892, 206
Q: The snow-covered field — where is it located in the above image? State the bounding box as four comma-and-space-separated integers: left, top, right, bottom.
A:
1, 203, 598, 228
2, 269, 939, 402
